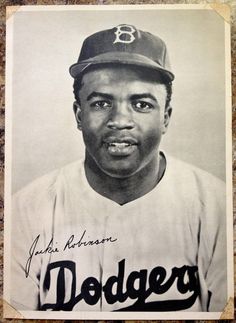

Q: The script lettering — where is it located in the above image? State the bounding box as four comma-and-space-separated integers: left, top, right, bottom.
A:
40, 259, 200, 311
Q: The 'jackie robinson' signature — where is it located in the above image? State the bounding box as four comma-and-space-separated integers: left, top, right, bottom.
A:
24, 230, 117, 277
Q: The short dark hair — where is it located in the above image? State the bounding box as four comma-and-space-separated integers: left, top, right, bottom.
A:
73, 64, 173, 109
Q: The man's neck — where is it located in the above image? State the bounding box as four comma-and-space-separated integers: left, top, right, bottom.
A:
84, 152, 165, 205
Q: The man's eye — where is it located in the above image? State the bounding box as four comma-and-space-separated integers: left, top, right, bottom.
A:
91, 101, 111, 110
133, 101, 154, 112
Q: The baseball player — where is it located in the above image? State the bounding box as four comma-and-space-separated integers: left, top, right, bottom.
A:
10, 24, 226, 313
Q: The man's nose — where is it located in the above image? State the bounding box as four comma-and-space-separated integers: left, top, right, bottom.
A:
107, 103, 135, 130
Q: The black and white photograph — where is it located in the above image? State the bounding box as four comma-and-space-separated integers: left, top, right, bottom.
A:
4, 4, 233, 320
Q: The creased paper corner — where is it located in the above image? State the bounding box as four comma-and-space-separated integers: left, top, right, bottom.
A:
3, 299, 24, 319
209, 3, 231, 23
6, 6, 21, 21
220, 297, 234, 319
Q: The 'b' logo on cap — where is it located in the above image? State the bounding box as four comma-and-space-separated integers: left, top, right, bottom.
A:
113, 25, 136, 44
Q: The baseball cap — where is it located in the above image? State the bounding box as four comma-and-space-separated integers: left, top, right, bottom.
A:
69, 24, 175, 82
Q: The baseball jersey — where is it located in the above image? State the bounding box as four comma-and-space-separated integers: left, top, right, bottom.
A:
10, 153, 227, 312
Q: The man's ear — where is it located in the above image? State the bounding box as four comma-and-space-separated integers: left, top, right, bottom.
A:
162, 105, 172, 134
73, 101, 82, 130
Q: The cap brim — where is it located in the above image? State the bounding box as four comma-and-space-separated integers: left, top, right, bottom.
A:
69, 52, 174, 82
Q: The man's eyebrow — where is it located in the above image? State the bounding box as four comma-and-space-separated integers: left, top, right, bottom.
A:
87, 92, 113, 101
130, 93, 158, 102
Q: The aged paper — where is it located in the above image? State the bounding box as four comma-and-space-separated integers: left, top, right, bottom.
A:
4, 4, 233, 320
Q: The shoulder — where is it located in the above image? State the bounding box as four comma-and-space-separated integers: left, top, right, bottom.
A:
163, 154, 226, 222
13, 160, 83, 209
164, 154, 226, 245
165, 154, 225, 197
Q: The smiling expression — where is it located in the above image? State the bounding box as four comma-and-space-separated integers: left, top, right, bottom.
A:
74, 65, 171, 178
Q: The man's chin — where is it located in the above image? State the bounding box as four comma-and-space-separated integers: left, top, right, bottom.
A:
98, 164, 139, 179
85, 152, 141, 179
94, 159, 141, 179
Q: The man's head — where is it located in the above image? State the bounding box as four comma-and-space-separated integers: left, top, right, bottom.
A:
69, 25, 174, 179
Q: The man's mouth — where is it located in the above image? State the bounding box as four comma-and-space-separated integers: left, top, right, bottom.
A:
103, 138, 138, 156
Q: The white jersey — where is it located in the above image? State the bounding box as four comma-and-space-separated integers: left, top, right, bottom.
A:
10, 154, 226, 312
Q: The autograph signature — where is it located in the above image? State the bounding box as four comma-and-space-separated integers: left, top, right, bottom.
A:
24, 230, 117, 277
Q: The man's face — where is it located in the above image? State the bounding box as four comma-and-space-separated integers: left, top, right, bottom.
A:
74, 65, 171, 178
